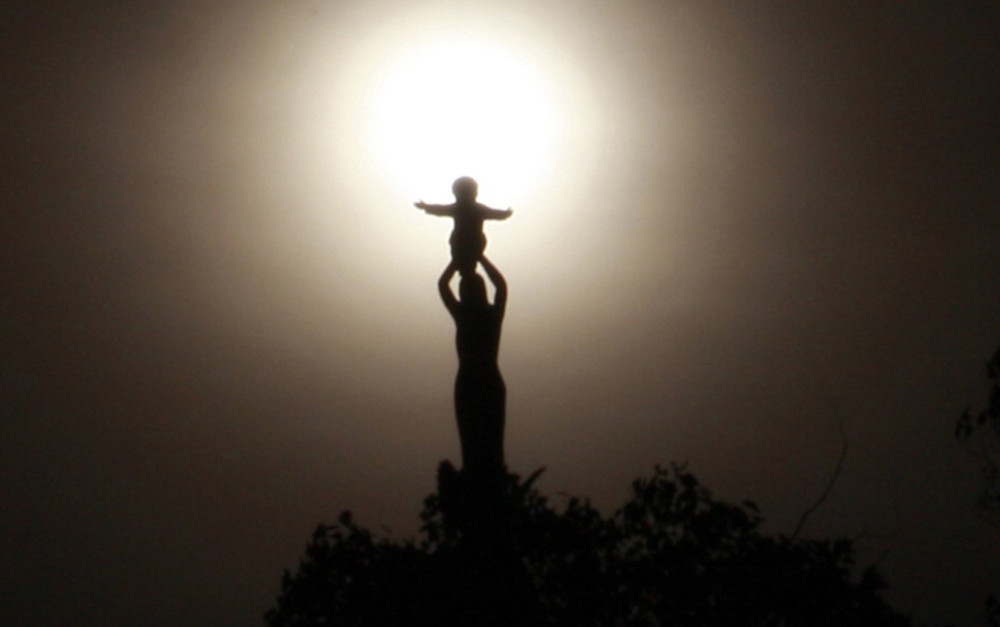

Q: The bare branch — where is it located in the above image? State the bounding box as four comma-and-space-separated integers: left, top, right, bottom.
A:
792, 410, 848, 540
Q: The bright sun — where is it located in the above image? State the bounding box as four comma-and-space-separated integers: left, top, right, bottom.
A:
323, 2, 597, 208
320, 5, 603, 267
367, 36, 557, 202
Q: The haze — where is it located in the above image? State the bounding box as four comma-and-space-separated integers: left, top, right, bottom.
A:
3, 1, 999, 625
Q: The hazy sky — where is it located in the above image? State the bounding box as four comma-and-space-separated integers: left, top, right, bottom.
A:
4, 1, 1000, 625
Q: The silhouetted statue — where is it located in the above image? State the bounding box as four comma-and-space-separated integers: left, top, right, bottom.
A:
415, 176, 512, 275
265, 184, 917, 625
438, 256, 507, 480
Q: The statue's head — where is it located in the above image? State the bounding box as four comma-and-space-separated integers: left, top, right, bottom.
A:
458, 272, 488, 306
452, 176, 478, 202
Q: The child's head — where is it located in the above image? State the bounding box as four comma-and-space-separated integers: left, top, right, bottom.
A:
452, 176, 478, 202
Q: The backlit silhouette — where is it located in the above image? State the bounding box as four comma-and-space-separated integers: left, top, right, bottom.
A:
266, 466, 914, 626
415, 176, 512, 275
264, 178, 915, 627
438, 256, 507, 480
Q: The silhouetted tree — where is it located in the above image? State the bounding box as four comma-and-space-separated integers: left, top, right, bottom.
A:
956, 346, 1000, 627
266, 463, 911, 627
956, 346, 1000, 529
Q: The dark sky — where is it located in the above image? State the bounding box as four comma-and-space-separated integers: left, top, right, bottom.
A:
3, 2, 1000, 625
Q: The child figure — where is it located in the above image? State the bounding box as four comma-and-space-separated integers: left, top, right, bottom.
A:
415, 177, 512, 274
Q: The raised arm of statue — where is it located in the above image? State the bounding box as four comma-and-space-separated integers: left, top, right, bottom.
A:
438, 260, 459, 317
479, 256, 507, 315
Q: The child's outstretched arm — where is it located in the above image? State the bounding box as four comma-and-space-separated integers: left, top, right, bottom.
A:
414, 201, 455, 217
479, 205, 513, 221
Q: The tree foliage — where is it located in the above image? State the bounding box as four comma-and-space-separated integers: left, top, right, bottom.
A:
266, 463, 910, 626
956, 346, 1000, 626
956, 346, 1000, 528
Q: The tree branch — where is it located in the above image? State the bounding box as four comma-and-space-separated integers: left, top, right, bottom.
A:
792, 411, 848, 540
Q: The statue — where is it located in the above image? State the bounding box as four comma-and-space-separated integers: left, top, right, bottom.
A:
438, 257, 507, 478
415, 176, 512, 276
415, 179, 542, 624
418, 177, 510, 480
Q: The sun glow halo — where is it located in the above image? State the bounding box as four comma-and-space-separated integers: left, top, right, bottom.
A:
366, 36, 559, 202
